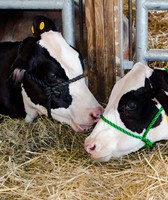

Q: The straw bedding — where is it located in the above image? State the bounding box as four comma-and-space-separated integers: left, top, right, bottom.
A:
0, 115, 167, 200
0, 2, 168, 200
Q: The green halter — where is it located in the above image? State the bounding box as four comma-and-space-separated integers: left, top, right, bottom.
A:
100, 106, 163, 148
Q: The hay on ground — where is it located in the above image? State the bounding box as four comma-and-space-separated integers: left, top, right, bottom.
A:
0, 115, 167, 200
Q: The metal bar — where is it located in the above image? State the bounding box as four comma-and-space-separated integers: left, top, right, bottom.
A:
136, 0, 148, 64
145, 49, 168, 61
0, 0, 63, 9
62, 0, 75, 46
128, 0, 133, 61
145, 0, 168, 10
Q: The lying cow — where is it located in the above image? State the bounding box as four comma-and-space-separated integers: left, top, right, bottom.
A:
84, 62, 168, 161
0, 15, 103, 132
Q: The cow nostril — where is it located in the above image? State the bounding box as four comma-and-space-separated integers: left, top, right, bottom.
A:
90, 144, 96, 151
90, 113, 100, 121
90, 106, 104, 122
85, 143, 96, 153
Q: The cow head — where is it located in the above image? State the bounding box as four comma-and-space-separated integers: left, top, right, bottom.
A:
10, 16, 104, 131
84, 62, 168, 161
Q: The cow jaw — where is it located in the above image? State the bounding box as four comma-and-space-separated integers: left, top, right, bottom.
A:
22, 86, 102, 132
50, 108, 94, 132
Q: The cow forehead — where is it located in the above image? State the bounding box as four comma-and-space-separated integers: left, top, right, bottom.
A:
106, 62, 153, 111
38, 31, 83, 79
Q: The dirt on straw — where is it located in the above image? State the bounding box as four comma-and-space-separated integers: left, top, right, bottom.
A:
0, 1, 168, 200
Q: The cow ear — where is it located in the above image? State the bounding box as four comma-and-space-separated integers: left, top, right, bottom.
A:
31, 15, 57, 37
8, 37, 36, 85
154, 89, 168, 115
144, 78, 154, 99
150, 69, 168, 115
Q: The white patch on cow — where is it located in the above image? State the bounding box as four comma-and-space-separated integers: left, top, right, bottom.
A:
84, 62, 168, 161
39, 31, 82, 79
21, 86, 47, 122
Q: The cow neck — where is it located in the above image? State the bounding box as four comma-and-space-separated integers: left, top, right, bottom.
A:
100, 106, 163, 148
24, 72, 85, 118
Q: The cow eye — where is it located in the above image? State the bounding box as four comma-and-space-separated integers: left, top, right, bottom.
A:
50, 74, 57, 79
126, 100, 137, 111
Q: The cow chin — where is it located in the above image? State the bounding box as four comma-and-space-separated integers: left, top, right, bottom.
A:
50, 108, 94, 132
91, 154, 113, 162
73, 122, 93, 132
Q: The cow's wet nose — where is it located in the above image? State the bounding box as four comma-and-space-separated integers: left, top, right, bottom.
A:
84, 143, 96, 153
89, 106, 104, 123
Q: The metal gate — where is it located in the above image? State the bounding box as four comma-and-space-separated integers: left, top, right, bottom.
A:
0, 0, 75, 46
136, 0, 168, 64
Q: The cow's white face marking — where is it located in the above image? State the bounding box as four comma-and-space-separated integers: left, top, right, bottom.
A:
39, 31, 83, 79
84, 62, 168, 161
22, 31, 103, 131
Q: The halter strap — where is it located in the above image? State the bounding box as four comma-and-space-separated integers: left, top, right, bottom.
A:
24, 72, 85, 118
100, 106, 163, 147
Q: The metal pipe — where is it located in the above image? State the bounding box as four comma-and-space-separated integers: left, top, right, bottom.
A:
62, 0, 75, 46
145, 50, 168, 61
136, 0, 148, 64
0, 0, 63, 9
128, 0, 133, 61
145, 0, 168, 10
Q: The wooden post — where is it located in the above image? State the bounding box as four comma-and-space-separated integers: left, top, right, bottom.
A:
85, 0, 116, 104
114, 0, 123, 77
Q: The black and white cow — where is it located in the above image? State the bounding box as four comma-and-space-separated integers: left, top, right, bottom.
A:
84, 62, 168, 161
0, 16, 104, 132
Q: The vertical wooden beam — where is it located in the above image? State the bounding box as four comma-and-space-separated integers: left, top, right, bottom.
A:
85, 0, 97, 96
85, 0, 116, 104
114, 0, 122, 77
104, 0, 116, 102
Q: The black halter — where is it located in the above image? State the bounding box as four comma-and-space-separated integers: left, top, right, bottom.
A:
24, 72, 85, 118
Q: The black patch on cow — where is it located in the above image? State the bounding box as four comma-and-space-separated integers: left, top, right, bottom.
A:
118, 78, 162, 133
149, 69, 168, 115
0, 41, 26, 118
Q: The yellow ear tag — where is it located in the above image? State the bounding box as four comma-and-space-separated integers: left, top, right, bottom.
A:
31, 26, 34, 34
39, 22, 45, 30
166, 116, 168, 123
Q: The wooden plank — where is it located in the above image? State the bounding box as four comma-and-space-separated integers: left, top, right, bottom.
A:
85, 0, 97, 96
94, 0, 106, 103
103, 0, 116, 102
85, 0, 116, 104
